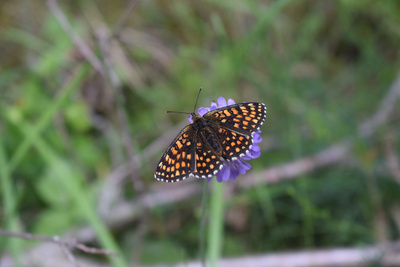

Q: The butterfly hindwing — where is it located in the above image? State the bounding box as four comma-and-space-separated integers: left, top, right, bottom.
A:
154, 125, 195, 182
192, 136, 224, 178
214, 127, 253, 160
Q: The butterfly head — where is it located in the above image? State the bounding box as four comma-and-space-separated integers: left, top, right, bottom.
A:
188, 110, 204, 124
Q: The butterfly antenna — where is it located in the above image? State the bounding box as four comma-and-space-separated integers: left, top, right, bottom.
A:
165, 110, 191, 115
166, 88, 202, 115
193, 87, 202, 113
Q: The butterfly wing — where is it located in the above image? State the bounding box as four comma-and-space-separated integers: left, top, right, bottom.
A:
192, 137, 224, 179
154, 125, 195, 182
205, 102, 267, 135
204, 102, 266, 160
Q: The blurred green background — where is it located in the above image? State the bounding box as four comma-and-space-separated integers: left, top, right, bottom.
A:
1, 0, 400, 266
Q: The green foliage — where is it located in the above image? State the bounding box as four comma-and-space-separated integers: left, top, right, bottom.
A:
1, 0, 400, 266
141, 239, 187, 264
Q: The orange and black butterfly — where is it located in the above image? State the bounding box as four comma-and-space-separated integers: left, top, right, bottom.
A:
155, 93, 266, 183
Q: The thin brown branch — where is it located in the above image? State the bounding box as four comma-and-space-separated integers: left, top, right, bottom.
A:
239, 140, 351, 187
0, 229, 117, 257
58, 242, 82, 267
359, 73, 400, 137
173, 241, 400, 267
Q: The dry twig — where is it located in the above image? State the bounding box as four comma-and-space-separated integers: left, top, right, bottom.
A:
0, 229, 117, 257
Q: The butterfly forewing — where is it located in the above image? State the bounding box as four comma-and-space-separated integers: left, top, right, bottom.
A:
205, 102, 266, 135
154, 126, 195, 182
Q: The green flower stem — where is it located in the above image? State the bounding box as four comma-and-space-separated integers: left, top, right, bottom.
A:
207, 181, 225, 267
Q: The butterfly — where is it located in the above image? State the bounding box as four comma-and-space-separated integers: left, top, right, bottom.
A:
154, 101, 266, 182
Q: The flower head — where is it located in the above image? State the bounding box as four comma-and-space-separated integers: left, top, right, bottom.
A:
189, 96, 264, 182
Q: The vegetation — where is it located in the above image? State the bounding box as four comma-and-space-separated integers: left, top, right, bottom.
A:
1, 0, 400, 266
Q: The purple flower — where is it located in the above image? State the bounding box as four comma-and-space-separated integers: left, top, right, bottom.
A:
189, 97, 263, 182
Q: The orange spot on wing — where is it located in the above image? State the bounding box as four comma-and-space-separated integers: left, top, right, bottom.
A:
176, 140, 183, 149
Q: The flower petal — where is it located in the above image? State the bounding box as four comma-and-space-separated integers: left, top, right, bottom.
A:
229, 164, 240, 180
216, 165, 230, 182
237, 159, 251, 172
210, 101, 218, 111
198, 107, 209, 117
253, 131, 262, 143
251, 143, 261, 152
188, 114, 193, 123
247, 149, 261, 159
241, 155, 252, 161
227, 98, 235, 105
217, 97, 227, 107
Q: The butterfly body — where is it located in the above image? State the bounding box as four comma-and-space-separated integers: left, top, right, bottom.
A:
192, 114, 224, 156
155, 102, 266, 182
